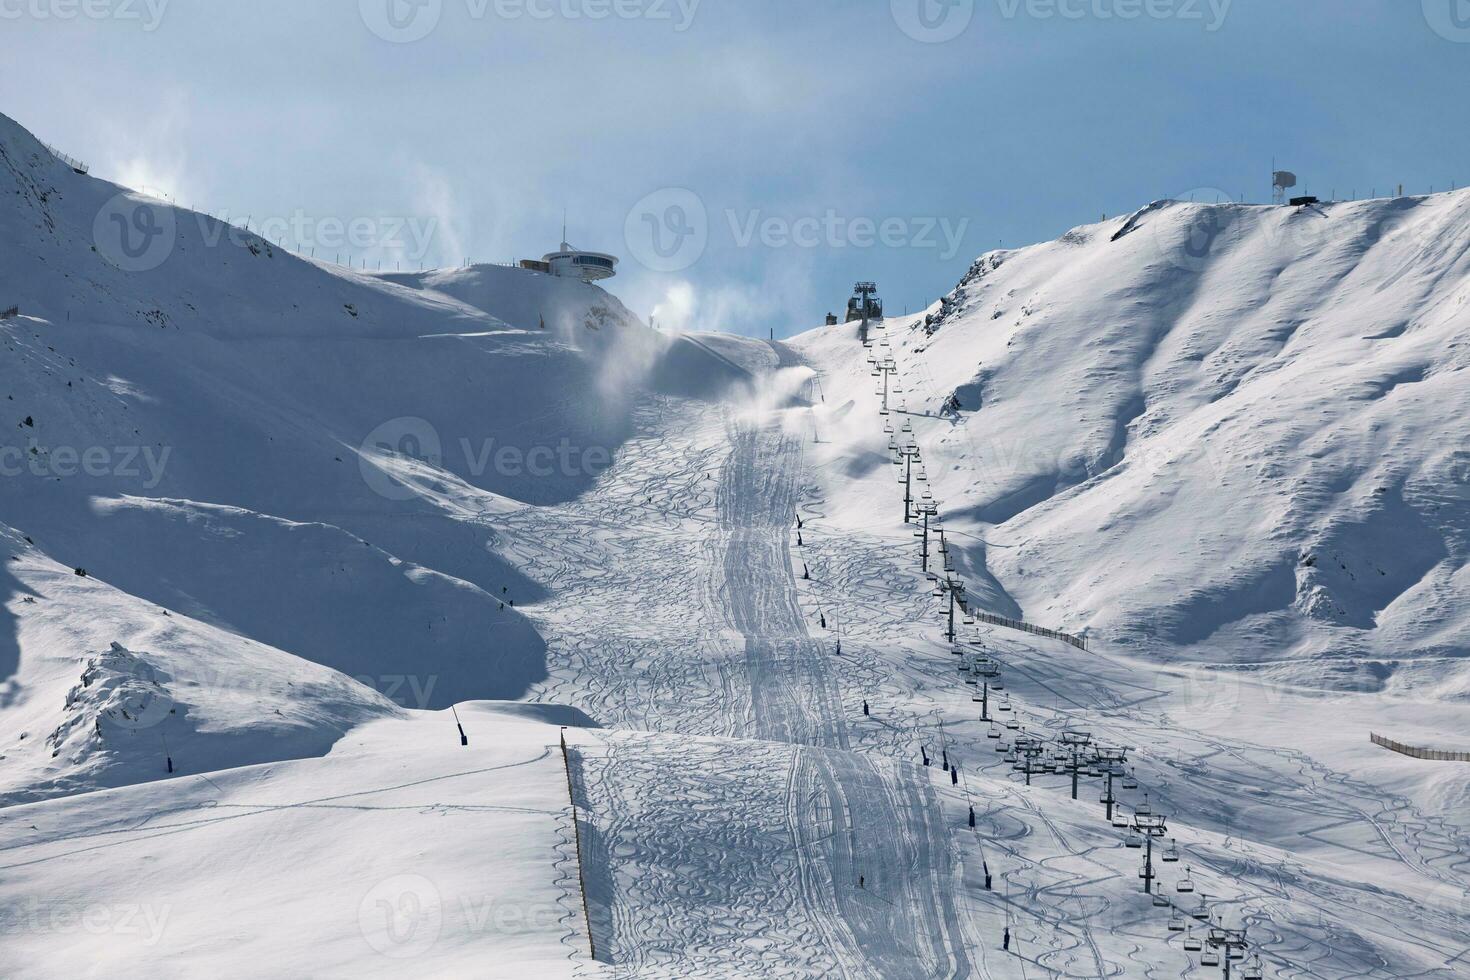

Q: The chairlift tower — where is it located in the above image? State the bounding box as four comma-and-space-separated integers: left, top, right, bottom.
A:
1133, 812, 1169, 894
915, 500, 940, 573
873, 358, 898, 413
937, 577, 967, 644
1095, 746, 1128, 820
897, 444, 921, 522
1061, 730, 1094, 800
972, 659, 1001, 721
1207, 927, 1250, 980
1014, 736, 1046, 786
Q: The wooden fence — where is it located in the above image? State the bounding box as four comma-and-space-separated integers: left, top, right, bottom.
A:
970, 609, 1089, 652
559, 730, 599, 960
40, 142, 89, 175
1371, 732, 1470, 763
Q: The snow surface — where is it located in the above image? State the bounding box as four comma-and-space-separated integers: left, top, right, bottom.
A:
2, 109, 1468, 977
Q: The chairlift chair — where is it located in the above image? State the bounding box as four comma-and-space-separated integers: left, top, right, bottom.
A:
1125, 831, 1143, 849
1243, 955, 1264, 980
995, 740, 1009, 753
1135, 794, 1152, 817
1152, 891, 1169, 908
1183, 929, 1203, 953
1201, 949, 1221, 968
1177, 868, 1195, 894
1168, 909, 1186, 932
1121, 771, 1139, 790
1162, 839, 1181, 863
1191, 897, 1210, 921
988, 724, 1002, 739
1111, 813, 1129, 829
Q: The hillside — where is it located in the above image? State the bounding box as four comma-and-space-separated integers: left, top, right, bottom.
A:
3, 104, 1469, 979
0, 110, 694, 802
794, 193, 1470, 697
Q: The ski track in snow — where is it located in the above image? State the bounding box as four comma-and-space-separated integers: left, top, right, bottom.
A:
506, 354, 975, 976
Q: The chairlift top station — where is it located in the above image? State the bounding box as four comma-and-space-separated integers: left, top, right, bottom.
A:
826, 281, 884, 326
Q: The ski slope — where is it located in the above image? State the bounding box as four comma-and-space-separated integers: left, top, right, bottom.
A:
3, 105, 1469, 977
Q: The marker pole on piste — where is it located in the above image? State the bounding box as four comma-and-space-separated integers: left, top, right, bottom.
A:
452, 705, 469, 747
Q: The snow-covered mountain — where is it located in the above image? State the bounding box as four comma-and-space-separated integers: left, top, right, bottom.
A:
3, 104, 1469, 979
0, 110, 735, 802
797, 195, 1470, 697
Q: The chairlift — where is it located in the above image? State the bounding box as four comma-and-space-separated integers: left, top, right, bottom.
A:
1177, 867, 1195, 894
1201, 949, 1221, 968
995, 740, 1009, 753
1168, 909, 1186, 932
1152, 891, 1169, 908
1121, 771, 1139, 790
1162, 839, 1181, 863
1111, 813, 1129, 829
998, 698, 1012, 713
988, 724, 1002, 739
1183, 929, 1203, 953
1191, 897, 1210, 921
1243, 955, 1264, 980
1134, 794, 1152, 817
1005, 718, 1020, 731
1004, 751, 1018, 764
1125, 831, 1143, 849
991, 678, 1005, 691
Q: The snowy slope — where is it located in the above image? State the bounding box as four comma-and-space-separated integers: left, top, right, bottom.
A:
792, 194, 1470, 696
5, 100, 1470, 980
0, 108, 692, 803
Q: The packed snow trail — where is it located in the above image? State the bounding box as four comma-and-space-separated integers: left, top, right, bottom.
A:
719, 418, 848, 749
556, 345, 975, 977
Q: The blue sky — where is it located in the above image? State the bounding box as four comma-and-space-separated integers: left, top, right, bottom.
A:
6, 0, 1470, 336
